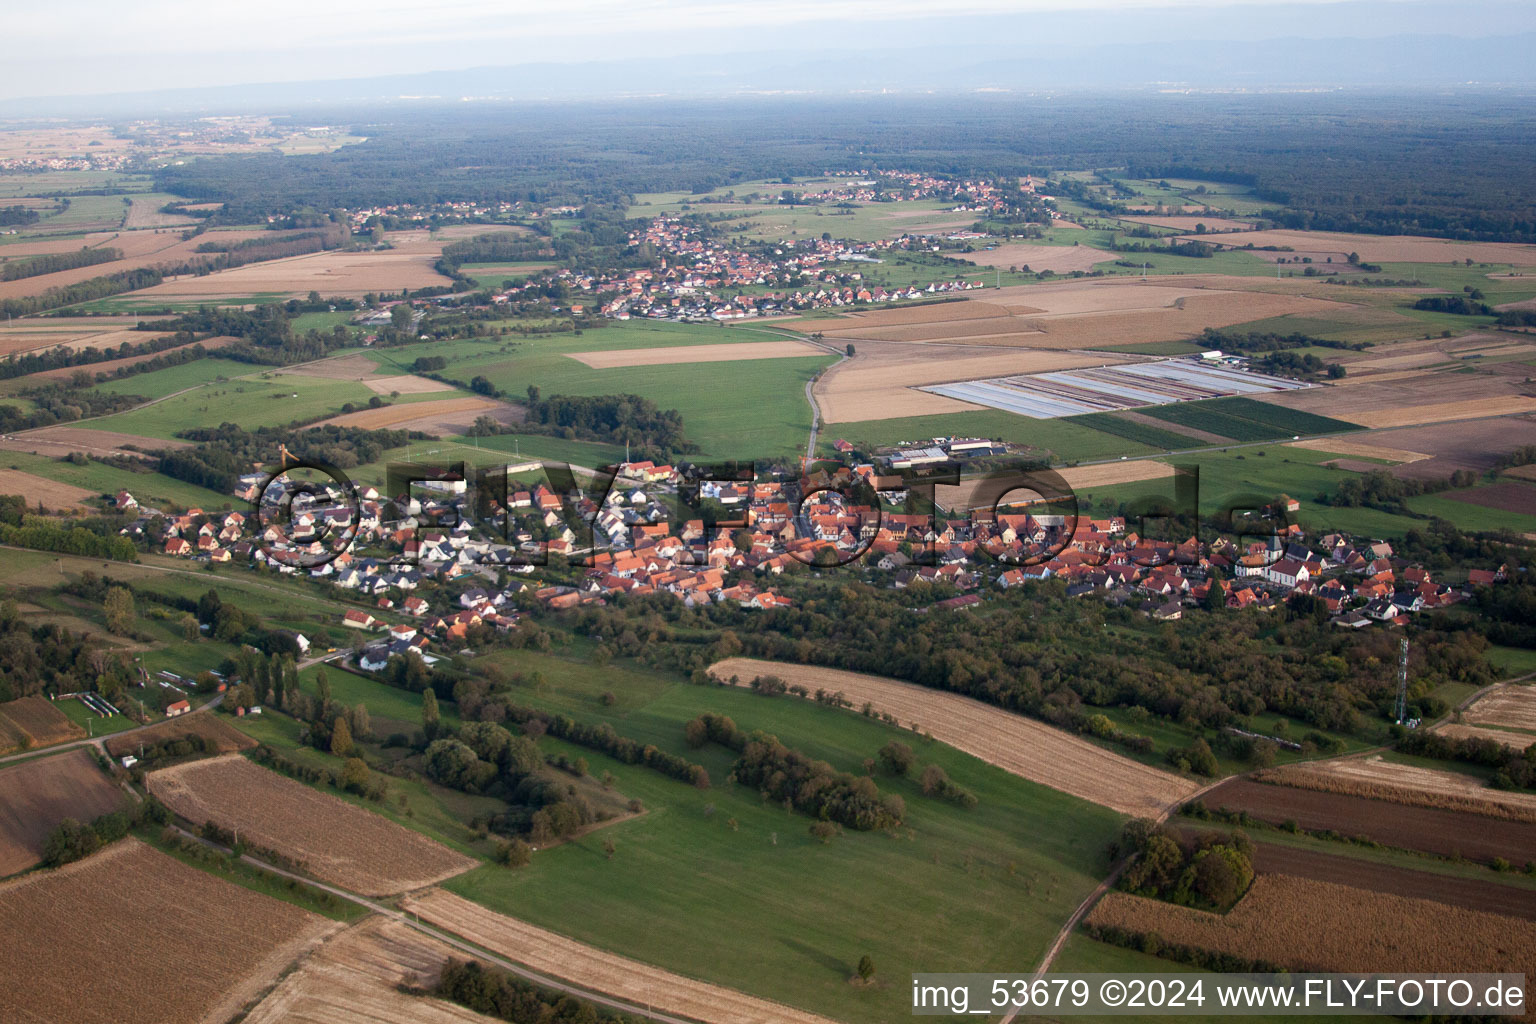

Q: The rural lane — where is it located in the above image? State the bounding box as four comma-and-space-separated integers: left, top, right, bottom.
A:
167, 826, 709, 1024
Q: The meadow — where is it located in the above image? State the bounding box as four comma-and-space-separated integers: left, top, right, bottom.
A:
381, 319, 835, 459
446, 647, 1125, 1024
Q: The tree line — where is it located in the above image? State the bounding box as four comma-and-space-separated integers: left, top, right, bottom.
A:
1, 246, 121, 282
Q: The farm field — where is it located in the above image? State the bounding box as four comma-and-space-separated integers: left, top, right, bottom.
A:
0, 696, 86, 753
1262, 756, 1536, 821
312, 395, 521, 434
1068, 410, 1221, 448
77, 366, 452, 441
920, 359, 1312, 420
128, 247, 456, 300
1244, 838, 1536, 920
814, 279, 1349, 351
404, 890, 842, 1024
1137, 395, 1359, 441
242, 916, 503, 1024
374, 321, 835, 459
814, 341, 1132, 422
825, 408, 1164, 463
1177, 228, 1536, 265
1198, 777, 1536, 864
1465, 684, 1536, 732
708, 657, 1198, 815
0, 837, 338, 1024
1087, 874, 1536, 978
450, 646, 1124, 1024
147, 753, 478, 895
566, 339, 825, 368
1435, 723, 1536, 751
1066, 443, 1453, 540
0, 228, 305, 302
20, 335, 239, 384
938, 460, 1175, 511
948, 242, 1117, 273
0, 450, 230, 511
102, 710, 257, 758
0, 749, 123, 877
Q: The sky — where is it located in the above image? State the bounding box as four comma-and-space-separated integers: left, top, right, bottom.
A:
5, 0, 1536, 103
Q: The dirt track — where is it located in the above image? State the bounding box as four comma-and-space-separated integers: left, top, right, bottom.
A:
708, 657, 1198, 816
402, 889, 842, 1024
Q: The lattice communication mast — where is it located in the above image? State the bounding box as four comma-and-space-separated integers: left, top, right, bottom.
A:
1393, 637, 1410, 724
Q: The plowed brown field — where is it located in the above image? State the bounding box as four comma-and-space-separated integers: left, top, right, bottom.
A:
0, 838, 338, 1024
1244, 840, 1536, 920
103, 709, 256, 757
1087, 875, 1536, 980
0, 749, 123, 876
243, 917, 501, 1024
708, 658, 1198, 816
1199, 777, 1536, 864
147, 754, 476, 896
0, 696, 86, 750
403, 889, 842, 1024
1262, 756, 1536, 821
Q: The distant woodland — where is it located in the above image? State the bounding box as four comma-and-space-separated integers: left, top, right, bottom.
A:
154, 95, 1536, 241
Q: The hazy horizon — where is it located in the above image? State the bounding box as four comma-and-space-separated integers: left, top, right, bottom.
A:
5, 0, 1536, 112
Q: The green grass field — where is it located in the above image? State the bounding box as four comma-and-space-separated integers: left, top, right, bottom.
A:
445, 648, 1124, 1024
378, 320, 834, 459
1067, 412, 1204, 452
1139, 396, 1360, 443
825, 411, 1161, 464
0, 450, 232, 511
81, 367, 448, 441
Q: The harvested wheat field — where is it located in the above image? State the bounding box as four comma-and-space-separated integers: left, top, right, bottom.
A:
0, 749, 123, 877
0, 325, 170, 359
815, 341, 1130, 422
950, 243, 1116, 273
364, 374, 455, 394
147, 754, 476, 896
243, 917, 501, 1024
0, 425, 188, 460
1117, 215, 1257, 233
1087, 875, 1536, 981
0, 837, 339, 1024
817, 281, 1344, 351
1259, 756, 1536, 822
567, 339, 825, 368
273, 353, 455, 394
1178, 228, 1536, 265
708, 658, 1198, 815
937, 461, 1173, 511
1343, 396, 1536, 429
0, 695, 87, 751
403, 889, 841, 1024
1286, 437, 1430, 464
134, 248, 453, 300
0, 229, 282, 302
313, 396, 522, 436
103, 709, 256, 758
1245, 840, 1536, 920
1435, 723, 1535, 751
1465, 684, 1536, 733
0, 470, 94, 510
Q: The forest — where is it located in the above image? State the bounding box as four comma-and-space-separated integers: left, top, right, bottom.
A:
151, 95, 1536, 241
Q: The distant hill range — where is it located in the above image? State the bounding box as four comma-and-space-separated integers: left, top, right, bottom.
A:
6, 32, 1536, 118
